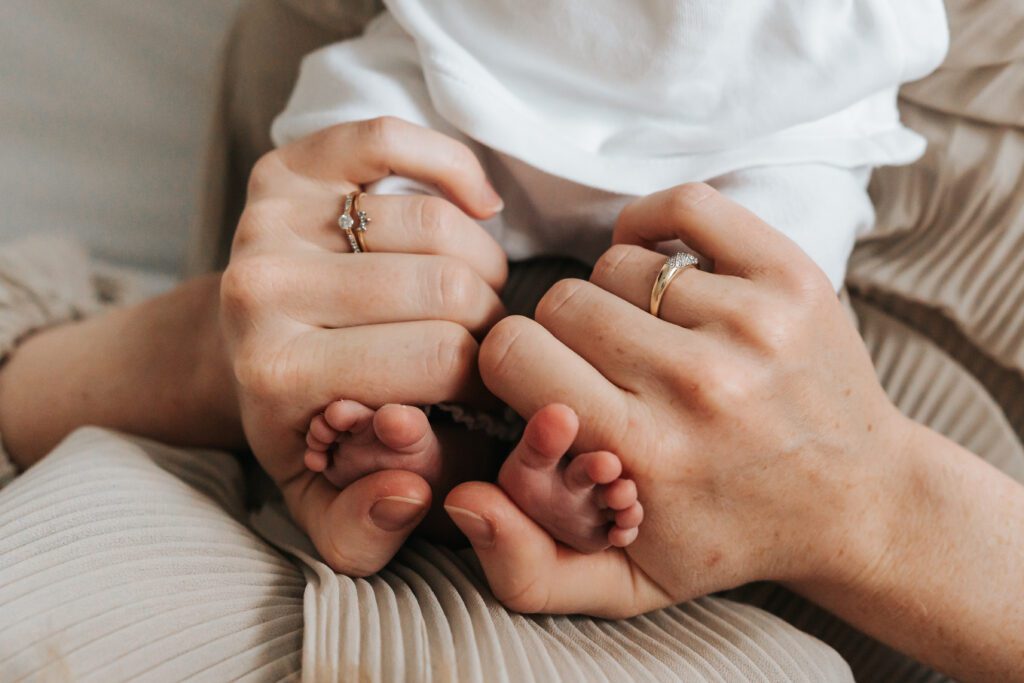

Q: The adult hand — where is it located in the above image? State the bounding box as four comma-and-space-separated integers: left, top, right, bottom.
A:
446, 183, 912, 617
221, 117, 508, 575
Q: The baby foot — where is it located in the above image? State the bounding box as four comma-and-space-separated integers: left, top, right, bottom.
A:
497, 403, 643, 553
304, 400, 443, 491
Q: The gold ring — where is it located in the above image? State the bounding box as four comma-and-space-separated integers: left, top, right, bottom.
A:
338, 192, 362, 253
650, 252, 699, 318
352, 192, 372, 253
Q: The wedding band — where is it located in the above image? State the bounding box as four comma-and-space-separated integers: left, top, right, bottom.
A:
650, 252, 699, 318
352, 192, 372, 253
338, 192, 361, 253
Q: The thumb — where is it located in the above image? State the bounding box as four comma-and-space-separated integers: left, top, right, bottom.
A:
445, 481, 662, 618
284, 469, 431, 577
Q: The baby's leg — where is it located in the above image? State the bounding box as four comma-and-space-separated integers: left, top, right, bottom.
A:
305, 401, 443, 491
498, 404, 643, 553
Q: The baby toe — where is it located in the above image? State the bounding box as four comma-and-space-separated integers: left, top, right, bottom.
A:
602, 478, 638, 510
505, 404, 579, 473
304, 448, 329, 473
614, 501, 644, 529
608, 525, 639, 548
522, 404, 579, 465
323, 399, 376, 434
374, 404, 432, 453
308, 414, 337, 447
567, 451, 623, 491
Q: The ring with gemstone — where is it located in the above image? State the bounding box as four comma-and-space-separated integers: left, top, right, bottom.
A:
352, 192, 372, 253
338, 192, 361, 253
650, 252, 699, 318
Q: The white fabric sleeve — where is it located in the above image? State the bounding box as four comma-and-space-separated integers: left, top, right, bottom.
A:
337, 1, 948, 194
709, 165, 875, 292
271, 12, 460, 147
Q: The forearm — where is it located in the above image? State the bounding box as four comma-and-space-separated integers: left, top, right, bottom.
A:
0, 273, 244, 469
795, 419, 1024, 681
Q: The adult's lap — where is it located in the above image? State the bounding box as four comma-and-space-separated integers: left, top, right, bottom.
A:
0, 427, 304, 682
0, 426, 852, 683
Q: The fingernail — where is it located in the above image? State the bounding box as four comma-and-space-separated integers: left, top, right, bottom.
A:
483, 184, 504, 213
370, 496, 427, 531
445, 506, 495, 549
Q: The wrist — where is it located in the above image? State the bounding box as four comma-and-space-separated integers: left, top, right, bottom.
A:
187, 273, 244, 447
785, 413, 1024, 679
195, 272, 235, 408
788, 408, 923, 595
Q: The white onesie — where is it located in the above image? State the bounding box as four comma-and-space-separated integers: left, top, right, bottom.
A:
272, 0, 949, 291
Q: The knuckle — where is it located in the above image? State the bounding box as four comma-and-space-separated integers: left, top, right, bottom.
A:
479, 315, 531, 384
232, 200, 283, 253
787, 264, 833, 300
220, 254, 284, 317
713, 288, 792, 356
434, 258, 479, 314
742, 308, 791, 355
732, 288, 816, 356
442, 141, 478, 175
362, 115, 405, 153
716, 289, 764, 330
591, 244, 642, 286
704, 367, 751, 412
247, 151, 285, 198
675, 359, 749, 414
534, 278, 588, 324
426, 323, 478, 386
414, 196, 455, 246
666, 182, 716, 218
716, 296, 749, 329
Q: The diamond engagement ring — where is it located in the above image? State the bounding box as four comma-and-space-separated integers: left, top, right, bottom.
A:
338, 192, 361, 253
650, 252, 699, 318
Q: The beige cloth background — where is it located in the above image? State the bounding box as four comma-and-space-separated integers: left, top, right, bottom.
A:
2, 0, 1023, 680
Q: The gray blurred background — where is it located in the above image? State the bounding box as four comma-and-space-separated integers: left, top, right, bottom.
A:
0, 0, 240, 275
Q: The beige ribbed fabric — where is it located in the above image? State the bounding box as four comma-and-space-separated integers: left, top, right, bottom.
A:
0, 428, 305, 682
2, 0, 1023, 680
256, 501, 852, 682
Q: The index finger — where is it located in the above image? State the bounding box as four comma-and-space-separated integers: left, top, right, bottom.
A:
281, 117, 504, 220
613, 183, 812, 282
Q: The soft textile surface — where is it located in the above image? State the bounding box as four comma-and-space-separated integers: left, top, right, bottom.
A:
0, 429, 305, 682
272, 0, 946, 192
0, 0, 239, 275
